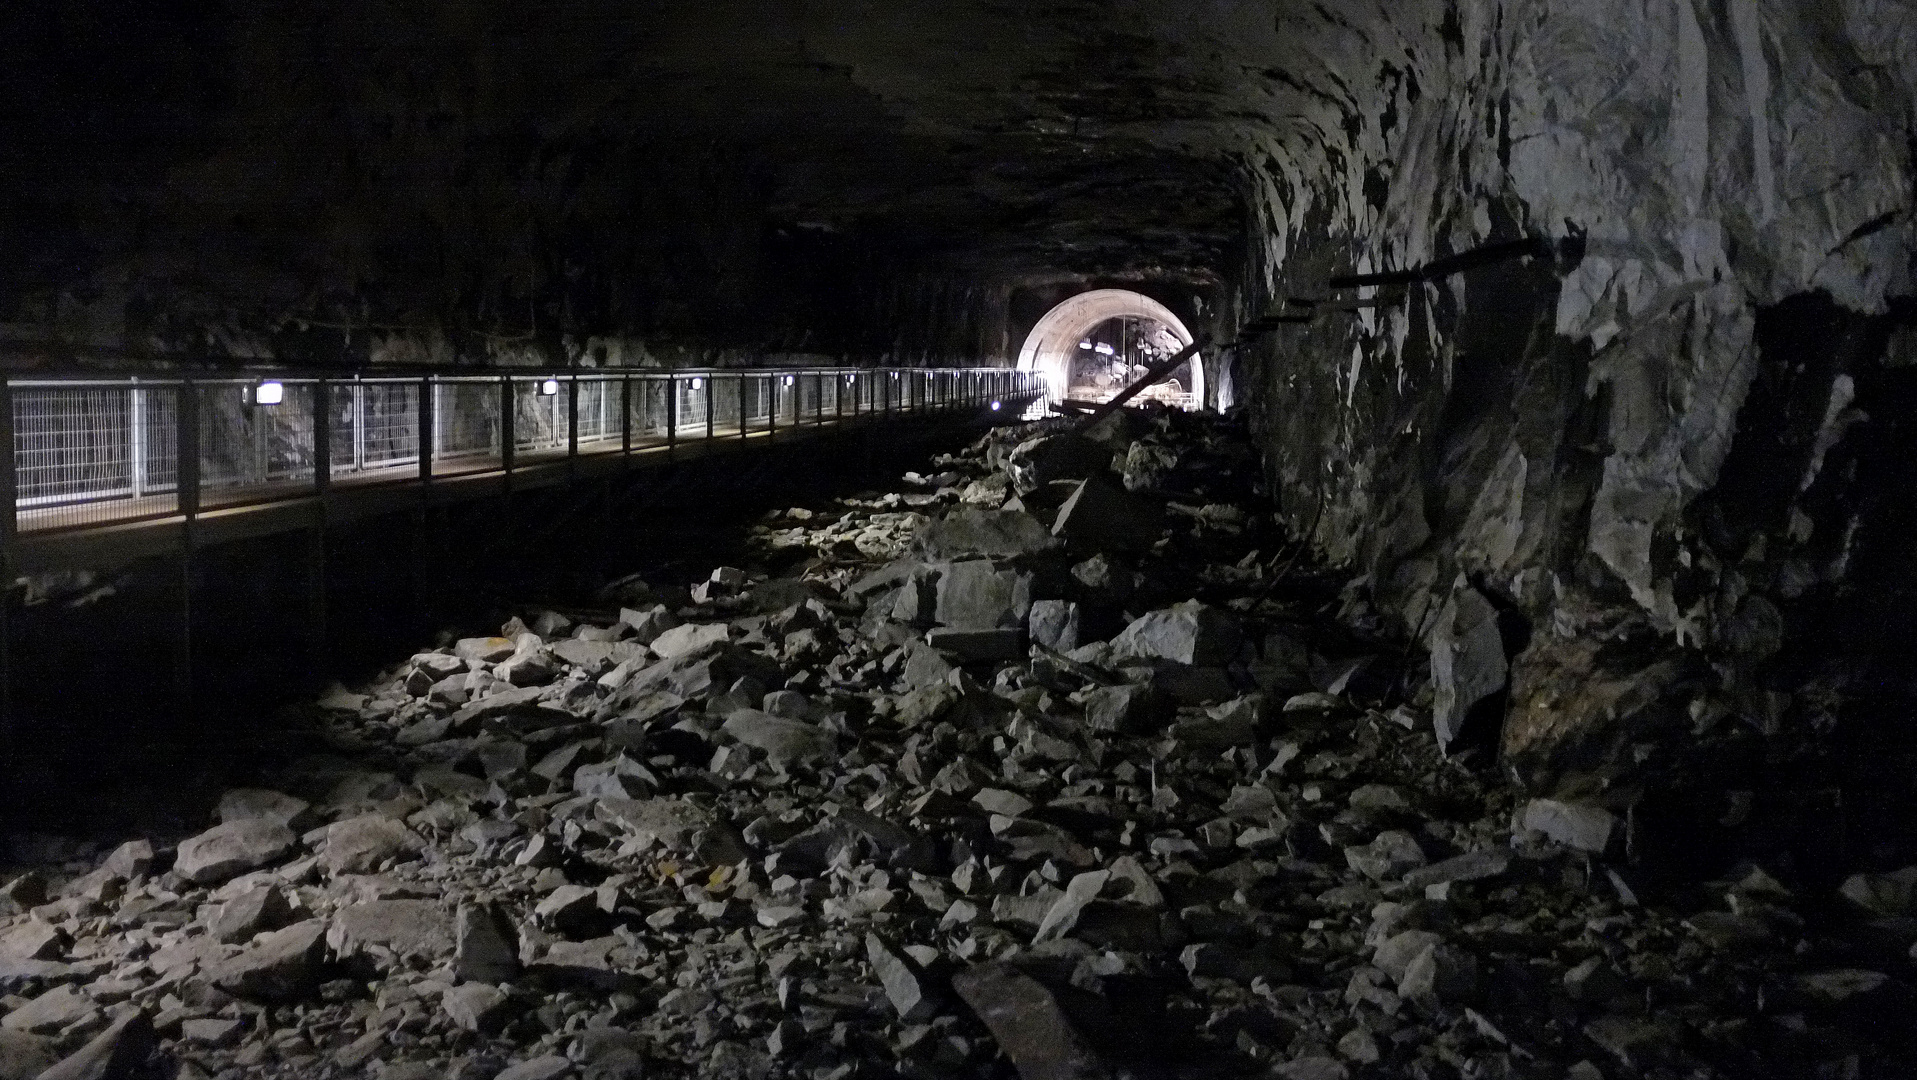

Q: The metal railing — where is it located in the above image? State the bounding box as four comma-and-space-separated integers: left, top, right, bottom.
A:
0, 366, 1043, 536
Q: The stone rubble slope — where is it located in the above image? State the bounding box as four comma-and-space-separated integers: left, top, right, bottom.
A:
2, 407, 1913, 1080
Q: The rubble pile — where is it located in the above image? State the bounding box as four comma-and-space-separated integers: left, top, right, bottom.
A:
3, 408, 1913, 1080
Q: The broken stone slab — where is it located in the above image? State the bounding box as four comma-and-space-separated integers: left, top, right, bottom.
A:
866, 933, 939, 1021
32, 1009, 155, 1080
575, 1028, 648, 1080
618, 605, 683, 645
933, 559, 1033, 631
952, 962, 1112, 1080
1050, 475, 1162, 554
1397, 941, 1479, 1013
205, 920, 329, 1001
1027, 599, 1081, 653
322, 815, 426, 875
1111, 600, 1240, 667
0, 985, 95, 1034
721, 710, 834, 765
1372, 930, 1445, 982
491, 1056, 575, 1080
455, 636, 517, 665
455, 902, 521, 984
210, 885, 292, 944
1005, 434, 1114, 493
0, 922, 65, 962
595, 797, 715, 852
328, 899, 454, 964
1344, 830, 1428, 881
174, 820, 299, 885
1076, 683, 1163, 734
649, 622, 731, 660
1838, 867, 1917, 917
442, 983, 513, 1034
99, 840, 155, 881
917, 508, 1060, 559
1518, 799, 1618, 854
1402, 848, 1512, 891
1033, 870, 1111, 943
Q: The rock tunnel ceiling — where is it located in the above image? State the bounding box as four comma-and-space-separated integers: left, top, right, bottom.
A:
3, 1, 1917, 1075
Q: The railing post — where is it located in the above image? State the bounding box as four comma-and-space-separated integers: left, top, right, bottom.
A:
418, 376, 434, 483
769, 377, 778, 442
500, 375, 516, 483
705, 376, 715, 443
178, 380, 200, 521
666, 377, 678, 460
313, 379, 331, 496
567, 375, 579, 476
129, 380, 147, 498
621, 375, 633, 456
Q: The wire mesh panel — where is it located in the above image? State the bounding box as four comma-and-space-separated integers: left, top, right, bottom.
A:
713, 376, 742, 434
676, 377, 708, 433
628, 378, 669, 444
798, 375, 819, 423
357, 381, 421, 470
197, 382, 317, 506
12, 383, 186, 530
741, 376, 770, 428
433, 379, 502, 473
575, 377, 620, 447
512, 379, 567, 453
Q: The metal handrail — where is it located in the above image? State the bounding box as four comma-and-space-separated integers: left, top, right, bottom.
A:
1, 365, 1042, 537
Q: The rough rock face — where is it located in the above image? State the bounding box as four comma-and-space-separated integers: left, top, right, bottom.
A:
1233, 0, 1917, 788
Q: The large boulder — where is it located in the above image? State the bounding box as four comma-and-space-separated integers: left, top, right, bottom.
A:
174, 820, 298, 885
933, 559, 1032, 631
206, 920, 329, 1001
952, 963, 1112, 1080
322, 815, 426, 875
917, 509, 1060, 559
722, 710, 835, 765
1004, 434, 1114, 493
1111, 601, 1241, 667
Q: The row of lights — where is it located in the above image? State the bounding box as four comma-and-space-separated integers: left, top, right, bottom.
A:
1078, 340, 1117, 356
250, 372, 1013, 407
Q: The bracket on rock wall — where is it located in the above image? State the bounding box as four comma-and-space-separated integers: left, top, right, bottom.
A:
1326, 235, 1584, 289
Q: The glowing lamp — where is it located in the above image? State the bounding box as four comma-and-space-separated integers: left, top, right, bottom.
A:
539, 379, 560, 396
253, 380, 284, 406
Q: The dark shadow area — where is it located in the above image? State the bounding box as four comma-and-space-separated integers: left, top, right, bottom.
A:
0, 415, 1005, 842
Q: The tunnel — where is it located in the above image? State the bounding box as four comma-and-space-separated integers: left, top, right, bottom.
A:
1, 3, 1916, 1078
1016, 289, 1203, 408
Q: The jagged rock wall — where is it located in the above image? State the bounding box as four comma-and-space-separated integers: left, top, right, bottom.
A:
1235, 0, 1917, 789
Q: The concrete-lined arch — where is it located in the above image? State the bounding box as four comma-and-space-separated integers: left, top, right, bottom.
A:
1016, 289, 1201, 406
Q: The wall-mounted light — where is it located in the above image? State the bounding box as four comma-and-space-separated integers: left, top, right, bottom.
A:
1078, 341, 1093, 350
783, 375, 795, 387
990, 400, 1002, 411
690, 377, 704, 390
1094, 342, 1116, 356
253, 380, 285, 406
539, 379, 560, 396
